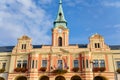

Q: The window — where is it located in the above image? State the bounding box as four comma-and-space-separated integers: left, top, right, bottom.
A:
95, 43, 100, 48
74, 60, 79, 67
22, 44, 26, 49
17, 60, 22, 68
32, 60, 34, 68
58, 37, 62, 46
95, 43, 97, 48
23, 60, 27, 68
42, 60, 47, 67
117, 61, 120, 68
82, 59, 85, 68
36, 60, 37, 68
100, 60, 105, 67
86, 59, 89, 68
58, 60, 63, 69
2, 63, 6, 69
98, 43, 100, 48
93, 60, 99, 67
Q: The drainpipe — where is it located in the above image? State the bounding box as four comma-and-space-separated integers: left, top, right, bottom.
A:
112, 53, 118, 80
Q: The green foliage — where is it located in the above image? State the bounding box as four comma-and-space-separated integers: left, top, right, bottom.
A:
39, 67, 47, 72
93, 67, 106, 72
0, 68, 5, 73
14, 68, 28, 73
21, 68, 28, 73
99, 67, 106, 72
51, 69, 67, 74
72, 67, 79, 72
93, 67, 99, 72
116, 68, 120, 73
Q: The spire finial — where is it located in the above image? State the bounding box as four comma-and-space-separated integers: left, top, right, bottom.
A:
59, 0, 62, 4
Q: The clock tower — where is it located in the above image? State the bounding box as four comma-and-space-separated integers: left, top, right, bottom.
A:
52, 0, 69, 47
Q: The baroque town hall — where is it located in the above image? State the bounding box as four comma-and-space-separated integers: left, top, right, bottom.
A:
0, 0, 120, 80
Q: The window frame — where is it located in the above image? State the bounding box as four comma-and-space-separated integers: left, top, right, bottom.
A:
58, 60, 63, 69
100, 59, 105, 67
42, 60, 47, 67
73, 60, 79, 68
116, 61, 120, 69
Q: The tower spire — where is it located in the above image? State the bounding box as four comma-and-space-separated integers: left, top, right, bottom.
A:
59, 0, 62, 4
54, 0, 67, 28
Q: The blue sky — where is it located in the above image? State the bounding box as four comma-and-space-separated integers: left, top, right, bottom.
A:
0, 0, 120, 46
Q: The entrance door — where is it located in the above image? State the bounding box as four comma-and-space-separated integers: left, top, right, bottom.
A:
94, 76, 107, 80
71, 76, 81, 80
0, 77, 5, 80
55, 76, 65, 80
40, 76, 49, 80
16, 76, 27, 80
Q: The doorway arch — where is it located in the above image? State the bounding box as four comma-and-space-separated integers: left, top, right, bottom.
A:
71, 75, 82, 80
0, 77, 5, 80
15, 76, 27, 80
40, 76, 49, 80
94, 76, 107, 80
55, 76, 65, 80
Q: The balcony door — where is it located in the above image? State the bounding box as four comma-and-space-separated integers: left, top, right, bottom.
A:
58, 60, 63, 69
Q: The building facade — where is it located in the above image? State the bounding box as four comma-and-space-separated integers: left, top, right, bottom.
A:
0, 0, 120, 80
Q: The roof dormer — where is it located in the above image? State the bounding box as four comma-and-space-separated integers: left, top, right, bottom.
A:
88, 33, 110, 51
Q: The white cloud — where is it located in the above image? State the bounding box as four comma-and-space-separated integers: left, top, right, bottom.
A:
39, 0, 52, 4
102, 1, 120, 8
114, 24, 120, 28
64, 0, 83, 7
114, 24, 120, 33
0, 0, 53, 46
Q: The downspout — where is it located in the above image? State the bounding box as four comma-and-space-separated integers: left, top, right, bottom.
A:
112, 53, 118, 80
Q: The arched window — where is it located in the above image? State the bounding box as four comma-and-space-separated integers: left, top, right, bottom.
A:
58, 37, 62, 46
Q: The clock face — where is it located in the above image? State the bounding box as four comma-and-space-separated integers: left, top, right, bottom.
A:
58, 29, 62, 33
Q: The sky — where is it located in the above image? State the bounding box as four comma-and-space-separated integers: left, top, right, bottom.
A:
0, 0, 120, 46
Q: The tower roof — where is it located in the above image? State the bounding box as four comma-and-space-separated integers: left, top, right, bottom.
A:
54, 0, 67, 28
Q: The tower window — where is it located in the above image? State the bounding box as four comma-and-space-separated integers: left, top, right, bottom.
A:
95, 43, 100, 48
58, 37, 62, 46
22, 44, 26, 49
59, 13, 62, 16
